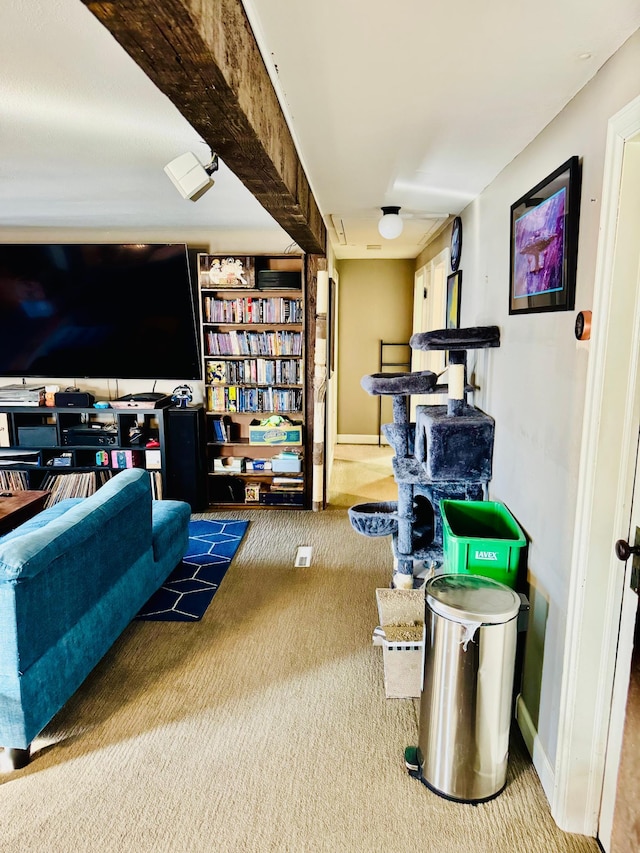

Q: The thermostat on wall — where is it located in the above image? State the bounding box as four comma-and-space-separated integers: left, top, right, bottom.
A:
575, 310, 592, 341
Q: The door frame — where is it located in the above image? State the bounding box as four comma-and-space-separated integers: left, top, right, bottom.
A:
553, 95, 640, 835
411, 249, 449, 418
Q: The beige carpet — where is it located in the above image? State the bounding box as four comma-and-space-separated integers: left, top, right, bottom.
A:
0, 446, 598, 852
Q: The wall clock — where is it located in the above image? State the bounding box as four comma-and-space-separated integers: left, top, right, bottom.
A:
450, 216, 462, 272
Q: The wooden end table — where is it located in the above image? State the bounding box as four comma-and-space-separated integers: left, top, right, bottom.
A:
0, 490, 50, 536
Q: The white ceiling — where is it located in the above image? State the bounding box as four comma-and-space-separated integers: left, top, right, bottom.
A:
2, 0, 640, 259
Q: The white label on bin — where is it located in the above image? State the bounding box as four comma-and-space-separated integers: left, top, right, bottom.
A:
475, 550, 499, 561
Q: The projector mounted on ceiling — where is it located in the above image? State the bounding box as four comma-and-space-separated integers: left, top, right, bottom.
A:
164, 152, 219, 201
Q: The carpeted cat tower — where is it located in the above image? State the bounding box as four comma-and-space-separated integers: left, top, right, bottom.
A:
349, 326, 500, 588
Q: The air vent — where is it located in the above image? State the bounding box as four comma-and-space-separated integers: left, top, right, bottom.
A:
367, 244, 382, 250
330, 214, 347, 245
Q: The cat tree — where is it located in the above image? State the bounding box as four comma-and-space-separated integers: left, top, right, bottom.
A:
349, 326, 500, 588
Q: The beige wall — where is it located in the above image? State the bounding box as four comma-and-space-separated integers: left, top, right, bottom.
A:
336, 259, 414, 438
415, 226, 452, 270
454, 29, 640, 783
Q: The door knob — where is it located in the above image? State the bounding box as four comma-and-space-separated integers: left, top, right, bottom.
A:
615, 539, 640, 561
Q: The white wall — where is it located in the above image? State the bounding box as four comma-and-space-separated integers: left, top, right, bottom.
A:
459, 29, 640, 773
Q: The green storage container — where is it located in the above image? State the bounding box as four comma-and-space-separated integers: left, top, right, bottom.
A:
440, 500, 526, 588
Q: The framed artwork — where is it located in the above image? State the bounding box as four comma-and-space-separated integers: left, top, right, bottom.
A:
446, 270, 462, 329
509, 156, 581, 315
328, 277, 337, 377
450, 216, 462, 272
198, 255, 254, 288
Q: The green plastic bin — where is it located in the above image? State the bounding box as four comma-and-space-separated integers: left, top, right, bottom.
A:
440, 500, 526, 588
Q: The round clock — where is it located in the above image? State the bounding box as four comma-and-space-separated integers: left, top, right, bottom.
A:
450, 216, 462, 272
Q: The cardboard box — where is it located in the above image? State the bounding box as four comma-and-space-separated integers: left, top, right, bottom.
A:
374, 588, 425, 699
249, 425, 302, 446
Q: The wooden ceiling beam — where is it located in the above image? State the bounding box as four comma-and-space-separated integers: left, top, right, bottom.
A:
83, 0, 326, 255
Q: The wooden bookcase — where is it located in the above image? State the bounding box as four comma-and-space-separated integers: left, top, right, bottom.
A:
198, 253, 310, 509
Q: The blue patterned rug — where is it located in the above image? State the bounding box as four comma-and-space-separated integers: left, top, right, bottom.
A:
136, 519, 249, 622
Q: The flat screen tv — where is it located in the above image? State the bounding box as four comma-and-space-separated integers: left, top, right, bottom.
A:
0, 243, 202, 380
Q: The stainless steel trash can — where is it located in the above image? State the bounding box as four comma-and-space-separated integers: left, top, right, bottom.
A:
416, 573, 521, 803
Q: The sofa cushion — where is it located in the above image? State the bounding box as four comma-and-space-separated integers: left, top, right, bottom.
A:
0, 469, 150, 582
0, 499, 83, 547
151, 500, 191, 581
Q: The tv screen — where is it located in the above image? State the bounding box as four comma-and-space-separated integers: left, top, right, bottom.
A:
0, 243, 202, 380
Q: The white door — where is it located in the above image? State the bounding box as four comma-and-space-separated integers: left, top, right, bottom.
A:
599, 433, 640, 850
597, 134, 640, 852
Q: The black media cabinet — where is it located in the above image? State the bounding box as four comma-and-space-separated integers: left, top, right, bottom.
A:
0, 404, 206, 509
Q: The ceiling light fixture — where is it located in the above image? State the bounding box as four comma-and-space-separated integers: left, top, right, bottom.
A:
164, 151, 219, 201
378, 206, 404, 239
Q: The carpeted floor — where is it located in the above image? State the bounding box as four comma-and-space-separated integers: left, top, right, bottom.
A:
0, 446, 599, 852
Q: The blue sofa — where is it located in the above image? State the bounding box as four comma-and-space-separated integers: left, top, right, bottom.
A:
0, 468, 191, 770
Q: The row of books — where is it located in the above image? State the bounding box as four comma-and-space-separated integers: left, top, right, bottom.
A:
271, 477, 304, 492
202, 296, 303, 324
206, 386, 303, 414
205, 330, 303, 357
211, 416, 233, 442
206, 358, 303, 386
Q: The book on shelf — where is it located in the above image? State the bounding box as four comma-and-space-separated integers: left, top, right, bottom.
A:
205, 329, 302, 357
270, 477, 304, 492
205, 358, 302, 386
206, 361, 227, 384
202, 295, 303, 324
207, 385, 302, 414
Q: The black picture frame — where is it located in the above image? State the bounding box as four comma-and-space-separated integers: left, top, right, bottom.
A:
450, 216, 462, 272
328, 277, 336, 377
509, 156, 581, 315
446, 271, 462, 329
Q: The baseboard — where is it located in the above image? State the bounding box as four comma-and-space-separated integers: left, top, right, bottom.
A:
337, 434, 389, 445
516, 693, 555, 806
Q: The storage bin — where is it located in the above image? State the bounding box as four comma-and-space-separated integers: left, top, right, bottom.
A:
374, 588, 425, 698
440, 499, 526, 588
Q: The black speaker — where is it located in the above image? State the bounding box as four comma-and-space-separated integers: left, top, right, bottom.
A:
165, 406, 207, 511
54, 391, 95, 407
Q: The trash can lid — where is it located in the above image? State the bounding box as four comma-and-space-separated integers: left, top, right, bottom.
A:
425, 574, 521, 624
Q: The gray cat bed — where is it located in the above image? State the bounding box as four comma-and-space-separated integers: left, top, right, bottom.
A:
348, 502, 399, 537
410, 326, 500, 351
415, 404, 495, 481
361, 371, 437, 396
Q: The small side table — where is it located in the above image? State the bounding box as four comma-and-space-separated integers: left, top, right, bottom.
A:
0, 490, 50, 536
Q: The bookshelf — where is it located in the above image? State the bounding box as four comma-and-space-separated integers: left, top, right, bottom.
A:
198, 253, 308, 509
0, 405, 168, 504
